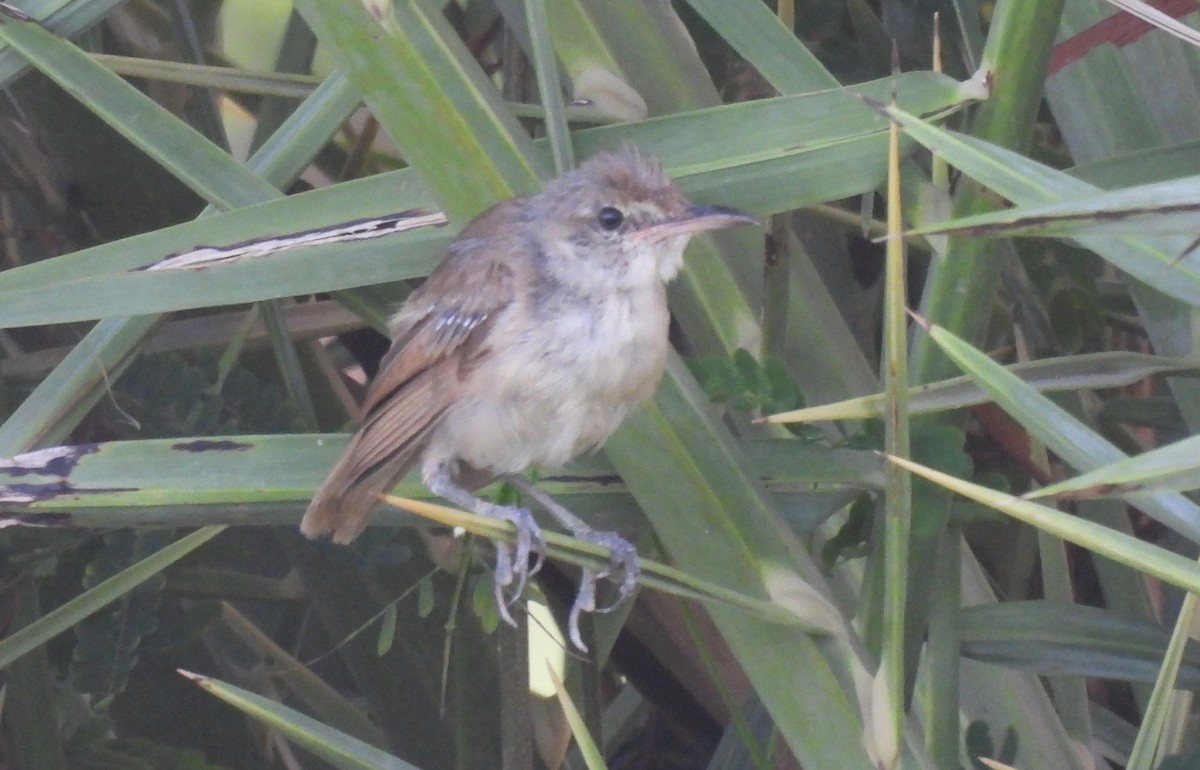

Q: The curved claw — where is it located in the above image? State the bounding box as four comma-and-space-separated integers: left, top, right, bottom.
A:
563, 530, 642, 650
486, 504, 547, 622
567, 572, 597, 652
492, 557, 517, 628
587, 531, 641, 614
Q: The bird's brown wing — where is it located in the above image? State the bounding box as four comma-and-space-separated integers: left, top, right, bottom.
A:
300, 203, 522, 543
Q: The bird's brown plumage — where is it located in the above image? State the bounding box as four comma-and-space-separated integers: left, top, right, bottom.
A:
300, 202, 521, 543
301, 149, 754, 550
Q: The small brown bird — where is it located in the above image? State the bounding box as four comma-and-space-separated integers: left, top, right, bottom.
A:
301, 148, 755, 648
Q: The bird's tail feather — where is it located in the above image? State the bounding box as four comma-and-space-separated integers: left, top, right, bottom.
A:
300, 435, 419, 544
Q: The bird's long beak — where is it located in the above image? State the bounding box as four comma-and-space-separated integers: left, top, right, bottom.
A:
634, 203, 757, 241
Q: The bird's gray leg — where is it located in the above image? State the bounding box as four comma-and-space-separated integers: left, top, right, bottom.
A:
425, 463, 545, 626
503, 474, 640, 651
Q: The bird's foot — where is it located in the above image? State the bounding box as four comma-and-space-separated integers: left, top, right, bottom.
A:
483, 503, 546, 626
566, 529, 640, 652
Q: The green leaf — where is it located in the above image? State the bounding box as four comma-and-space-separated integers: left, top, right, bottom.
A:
906, 174, 1200, 239
682, 0, 837, 93
472, 573, 501, 635
546, 663, 608, 770
762, 355, 803, 414
606, 354, 873, 769
960, 601, 1200, 687
292, 0, 542, 215
417, 576, 435, 618
0, 71, 972, 330
1028, 432, 1200, 499
376, 604, 397, 657
877, 102, 1200, 307
181, 671, 421, 770
764, 352, 1196, 423
889, 455, 1200, 598
916, 318, 1200, 544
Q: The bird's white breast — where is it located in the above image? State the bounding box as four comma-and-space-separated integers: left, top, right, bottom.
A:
426, 282, 670, 475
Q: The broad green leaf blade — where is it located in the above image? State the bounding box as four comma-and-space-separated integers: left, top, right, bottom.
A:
2, 70, 955, 290
905, 174, 1200, 238
0, 177, 447, 328
575, 71, 972, 214
292, 0, 542, 214
0, 214, 446, 330
877, 103, 1200, 306
0, 171, 437, 289
0, 435, 875, 534
960, 601, 1200, 687
0, 435, 359, 510
1030, 433, 1200, 499
1071, 139, 1200, 189
0, 527, 224, 670
764, 353, 1199, 422
888, 455, 1200, 598
681, 0, 837, 93
0, 0, 126, 85
180, 671, 421, 770
0, 72, 973, 329
607, 355, 876, 770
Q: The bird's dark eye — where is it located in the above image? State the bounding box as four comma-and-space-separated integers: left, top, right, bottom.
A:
596, 206, 624, 231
